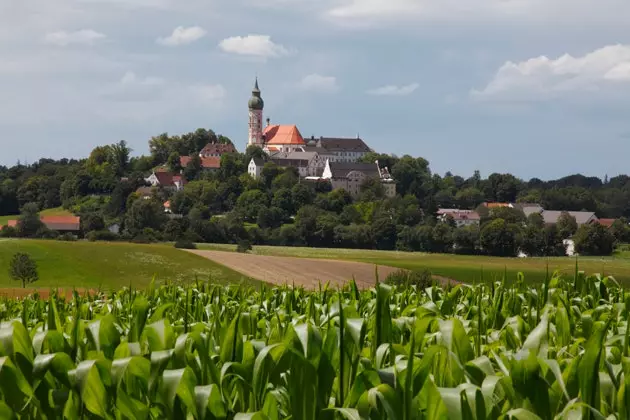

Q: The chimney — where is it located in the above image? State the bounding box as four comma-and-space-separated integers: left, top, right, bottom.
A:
266, 117, 270, 127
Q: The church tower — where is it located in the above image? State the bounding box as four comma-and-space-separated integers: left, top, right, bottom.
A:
248, 78, 264, 147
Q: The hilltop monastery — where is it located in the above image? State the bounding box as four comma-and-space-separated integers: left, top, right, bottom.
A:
245, 79, 396, 198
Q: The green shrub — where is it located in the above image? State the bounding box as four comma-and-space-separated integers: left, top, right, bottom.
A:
236, 239, 253, 253
86, 230, 119, 242
385, 268, 434, 289
0, 226, 17, 238
59, 232, 77, 241
174, 240, 197, 249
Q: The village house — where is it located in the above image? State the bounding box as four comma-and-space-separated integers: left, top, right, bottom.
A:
541, 210, 599, 226
179, 156, 221, 171
2, 216, 81, 234
248, 157, 265, 179
437, 209, 481, 227
199, 142, 236, 157
145, 170, 186, 191
178, 142, 236, 172
303, 136, 372, 163
269, 151, 325, 177
305, 159, 396, 198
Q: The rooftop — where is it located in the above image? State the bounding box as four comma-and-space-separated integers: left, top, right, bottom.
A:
263, 125, 305, 145
541, 210, 598, 225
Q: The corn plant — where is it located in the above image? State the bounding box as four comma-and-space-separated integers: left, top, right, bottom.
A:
0, 271, 629, 419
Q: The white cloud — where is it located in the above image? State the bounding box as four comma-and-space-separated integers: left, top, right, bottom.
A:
367, 83, 419, 96
472, 44, 630, 101
298, 74, 338, 92
218, 35, 290, 58
120, 71, 165, 86
43, 29, 106, 46
325, 0, 630, 25
157, 26, 207, 46
193, 84, 227, 102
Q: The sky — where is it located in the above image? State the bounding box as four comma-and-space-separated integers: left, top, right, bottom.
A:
1, 0, 630, 180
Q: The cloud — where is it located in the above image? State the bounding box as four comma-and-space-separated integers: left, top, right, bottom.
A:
218, 35, 290, 58
471, 44, 630, 101
193, 84, 227, 102
43, 29, 106, 46
298, 74, 338, 92
324, 0, 630, 26
157, 26, 207, 46
367, 83, 419, 96
120, 71, 165, 86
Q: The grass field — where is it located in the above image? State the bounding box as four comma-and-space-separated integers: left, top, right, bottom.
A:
0, 239, 255, 289
0, 206, 75, 226
196, 243, 630, 284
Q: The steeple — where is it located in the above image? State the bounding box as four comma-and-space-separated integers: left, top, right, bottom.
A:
248, 77, 264, 110
248, 77, 264, 147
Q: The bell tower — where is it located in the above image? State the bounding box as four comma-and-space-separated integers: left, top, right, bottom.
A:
247, 78, 264, 147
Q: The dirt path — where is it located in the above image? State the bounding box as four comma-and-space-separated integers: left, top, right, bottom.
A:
187, 250, 401, 289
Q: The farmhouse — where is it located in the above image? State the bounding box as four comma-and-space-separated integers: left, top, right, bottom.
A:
1, 216, 81, 234
306, 159, 396, 198
437, 209, 481, 227
199, 142, 236, 157
179, 156, 221, 171
541, 210, 598, 226
145, 170, 186, 191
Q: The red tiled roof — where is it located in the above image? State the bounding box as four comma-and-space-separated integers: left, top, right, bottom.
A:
1, 216, 80, 231
199, 143, 236, 156
154, 171, 175, 185
263, 125, 305, 145
485, 202, 510, 208
41, 216, 81, 231
180, 156, 221, 169
443, 211, 481, 221
598, 218, 616, 227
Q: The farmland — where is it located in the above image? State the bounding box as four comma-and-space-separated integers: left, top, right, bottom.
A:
0, 240, 254, 289
0, 270, 624, 418
197, 243, 630, 284
188, 249, 400, 288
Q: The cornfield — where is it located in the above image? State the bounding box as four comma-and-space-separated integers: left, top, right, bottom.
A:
0, 270, 627, 419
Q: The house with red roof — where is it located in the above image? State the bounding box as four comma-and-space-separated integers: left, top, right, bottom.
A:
1, 216, 81, 233
179, 156, 221, 171
145, 170, 186, 191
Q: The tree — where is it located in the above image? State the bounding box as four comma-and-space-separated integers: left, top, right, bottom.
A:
183, 155, 202, 181
110, 140, 132, 176
9, 252, 38, 288
453, 225, 480, 255
17, 202, 44, 237
167, 152, 183, 173
573, 222, 616, 256
480, 218, 521, 257
557, 212, 578, 239
610, 218, 630, 243
125, 199, 167, 234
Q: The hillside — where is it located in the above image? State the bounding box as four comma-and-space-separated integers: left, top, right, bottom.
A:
0, 240, 255, 289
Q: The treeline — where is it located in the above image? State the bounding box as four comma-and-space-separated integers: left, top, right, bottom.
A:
1, 128, 630, 256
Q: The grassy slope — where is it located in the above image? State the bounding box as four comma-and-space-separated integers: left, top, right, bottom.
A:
196, 243, 630, 284
0, 240, 256, 289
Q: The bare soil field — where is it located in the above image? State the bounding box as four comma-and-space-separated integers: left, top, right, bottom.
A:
187, 250, 400, 289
